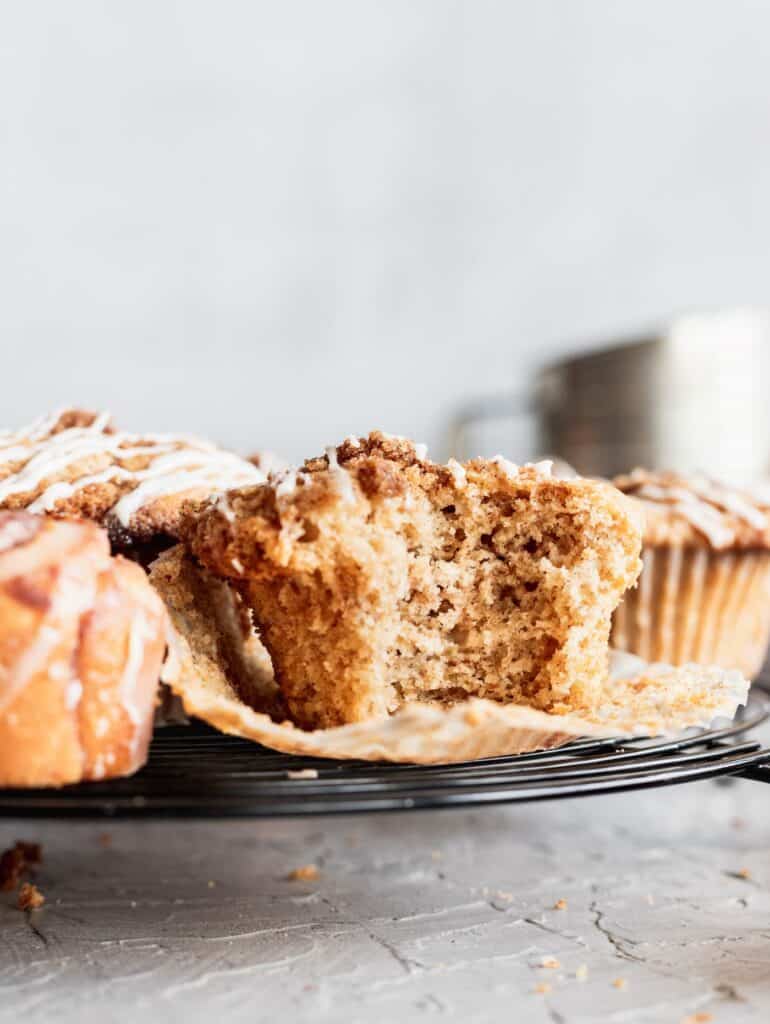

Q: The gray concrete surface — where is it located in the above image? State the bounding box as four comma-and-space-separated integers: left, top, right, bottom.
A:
2, 751, 769, 1023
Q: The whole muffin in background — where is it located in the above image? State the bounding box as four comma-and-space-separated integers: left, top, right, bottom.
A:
0, 408, 264, 554
611, 470, 770, 678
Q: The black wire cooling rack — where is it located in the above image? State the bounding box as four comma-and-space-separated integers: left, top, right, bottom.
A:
2, 686, 770, 818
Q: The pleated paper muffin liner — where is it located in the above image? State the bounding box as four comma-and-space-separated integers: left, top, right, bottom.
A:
155, 550, 749, 763
612, 546, 770, 679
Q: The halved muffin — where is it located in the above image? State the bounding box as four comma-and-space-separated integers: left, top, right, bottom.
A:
183, 433, 642, 729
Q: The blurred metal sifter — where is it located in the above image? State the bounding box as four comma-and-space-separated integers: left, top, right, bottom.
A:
450, 308, 770, 482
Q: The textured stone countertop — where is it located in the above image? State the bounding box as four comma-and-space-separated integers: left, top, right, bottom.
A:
2, 737, 770, 1024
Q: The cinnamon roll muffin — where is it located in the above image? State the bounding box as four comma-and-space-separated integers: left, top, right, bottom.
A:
0, 409, 265, 555
611, 470, 770, 677
0, 511, 168, 787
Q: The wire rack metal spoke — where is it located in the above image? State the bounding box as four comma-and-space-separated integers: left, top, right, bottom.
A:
2, 686, 770, 818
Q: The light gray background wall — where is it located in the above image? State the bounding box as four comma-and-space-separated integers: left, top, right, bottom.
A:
2, 1, 768, 462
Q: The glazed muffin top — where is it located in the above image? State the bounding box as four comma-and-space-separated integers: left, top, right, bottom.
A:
613, 469, 770, 550
0, 408, 264, 546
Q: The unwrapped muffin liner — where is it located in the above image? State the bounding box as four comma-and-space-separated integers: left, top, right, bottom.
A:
612, 546, 770, 679
158, 556, 750, 763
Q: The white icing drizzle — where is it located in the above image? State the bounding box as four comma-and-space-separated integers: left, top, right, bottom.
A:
0, 433, 130, 496
28, 465, 135, 513
113, 458, 259, 526
490, 455, 520, 478
380, 432, 428, 461
26, 408, 90, 443
0, 624, 60, 714
446, 458, 467, 489
0, 515, 40, 553
530, 459, 554, 476
65, 679, 83, 710
747, 481, 770, 507
687, 475, 767, 530
273, 468, 299, 498
120, 609, 150, 729
215, 493, 236, 523
343, 435, 361, 448
622, 471, 769, 548
325, 445, 356, 502
549, 458, 578, 479
0, 411, 264, 527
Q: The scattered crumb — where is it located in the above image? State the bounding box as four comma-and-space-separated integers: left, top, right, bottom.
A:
98, 832, 112, 849
17, 883, 44, 911
0, 850, 24, 892
553, 898, 568, 911
730, 817, 746, 830
496, 890, 513, 902
681, 1014, 713, 1024
14, 841, 41, 865
130, 901, 137, 908
575, 964, 589, 981
0, 840, 42, 892
287, 864, 320, 882
540, 957, 561, 969
533, 983, 552, 995
612, 978, 627, 990
287, 768, 319, 780
431, 850, 442, 861
207, 880, 216, 889
645, 893, 655, 906
724, 867, 752, 882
